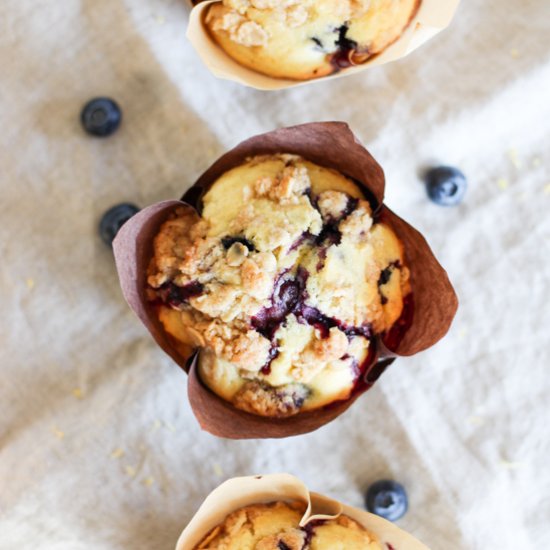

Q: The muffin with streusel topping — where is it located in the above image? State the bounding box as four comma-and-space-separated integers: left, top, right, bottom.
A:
193, 501, 383, 549
147, 154, 411, 417
204, 0, 421, 80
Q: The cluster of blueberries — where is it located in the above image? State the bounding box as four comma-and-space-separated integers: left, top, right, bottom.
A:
85, 96, 457, 522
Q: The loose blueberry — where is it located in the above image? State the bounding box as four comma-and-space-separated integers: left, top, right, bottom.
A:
99, 203, 140, 246
81, 97, 122, 137
365, 480, 408, 521
424, 166, 467, 206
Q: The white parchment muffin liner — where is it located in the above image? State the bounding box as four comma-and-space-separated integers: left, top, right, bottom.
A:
186, 0, 461, 90
175, 473, 430, 549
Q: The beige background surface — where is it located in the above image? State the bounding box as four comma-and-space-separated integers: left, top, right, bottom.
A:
1, 1, 549, 549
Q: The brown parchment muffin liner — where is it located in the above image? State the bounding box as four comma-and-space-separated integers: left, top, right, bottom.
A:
174, 473, 430, 550
185, 0, 461, 90
113, 122, 457, 439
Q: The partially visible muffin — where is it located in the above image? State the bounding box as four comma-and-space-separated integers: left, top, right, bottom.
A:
194, 501, 382, 549
147, 154, 411, 417
205, 0, 421, 80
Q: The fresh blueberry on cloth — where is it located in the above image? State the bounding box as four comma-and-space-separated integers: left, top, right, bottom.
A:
365, 480, 408, 521
81, 97, 122, 137
425, 166, 467, 206
99, 203, 139, 246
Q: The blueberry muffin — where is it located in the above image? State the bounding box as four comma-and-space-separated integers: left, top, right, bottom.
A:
204, 0, 421, 80
194, 501, 382, 549
147, 154, 411, 417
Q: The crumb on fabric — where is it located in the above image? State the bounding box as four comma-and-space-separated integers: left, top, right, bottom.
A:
500, 460, 523, 470
497, 178, 509, 190
507, 148, 522, 169
111, 448, 125, 459
72, 388, 84, 399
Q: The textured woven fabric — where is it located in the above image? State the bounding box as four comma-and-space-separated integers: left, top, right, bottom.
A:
1, 1, 549, 548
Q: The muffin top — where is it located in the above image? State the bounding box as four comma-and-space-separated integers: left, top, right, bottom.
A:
194, 501, 382, 549
147, 154, 410, 416
205, 0, 420, 80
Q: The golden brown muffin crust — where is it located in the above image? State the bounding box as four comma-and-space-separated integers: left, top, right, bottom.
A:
205, 0, 422, 80
148, 155, 411, 417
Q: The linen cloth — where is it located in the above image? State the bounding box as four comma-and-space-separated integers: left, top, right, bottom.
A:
1, 1, 549, 548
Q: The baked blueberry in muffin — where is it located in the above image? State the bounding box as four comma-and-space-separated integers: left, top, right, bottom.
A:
147, 154, 411, 417
194, 501, 383, 549
204, 0, 421, 80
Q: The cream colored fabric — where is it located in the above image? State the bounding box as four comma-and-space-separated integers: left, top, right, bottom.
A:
1, 1, 548, 549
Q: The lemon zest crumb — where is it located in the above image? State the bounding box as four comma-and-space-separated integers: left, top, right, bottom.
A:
497, 178, 509, 190
507, 149, 521, 169
111, 448, 125, 459
151, 419, 162, 432
500, 460, 522, 470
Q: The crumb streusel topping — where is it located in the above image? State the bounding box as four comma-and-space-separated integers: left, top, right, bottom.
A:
194, 501, 382, 549
147, 155, 410, 417
205, 0, 420, 80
